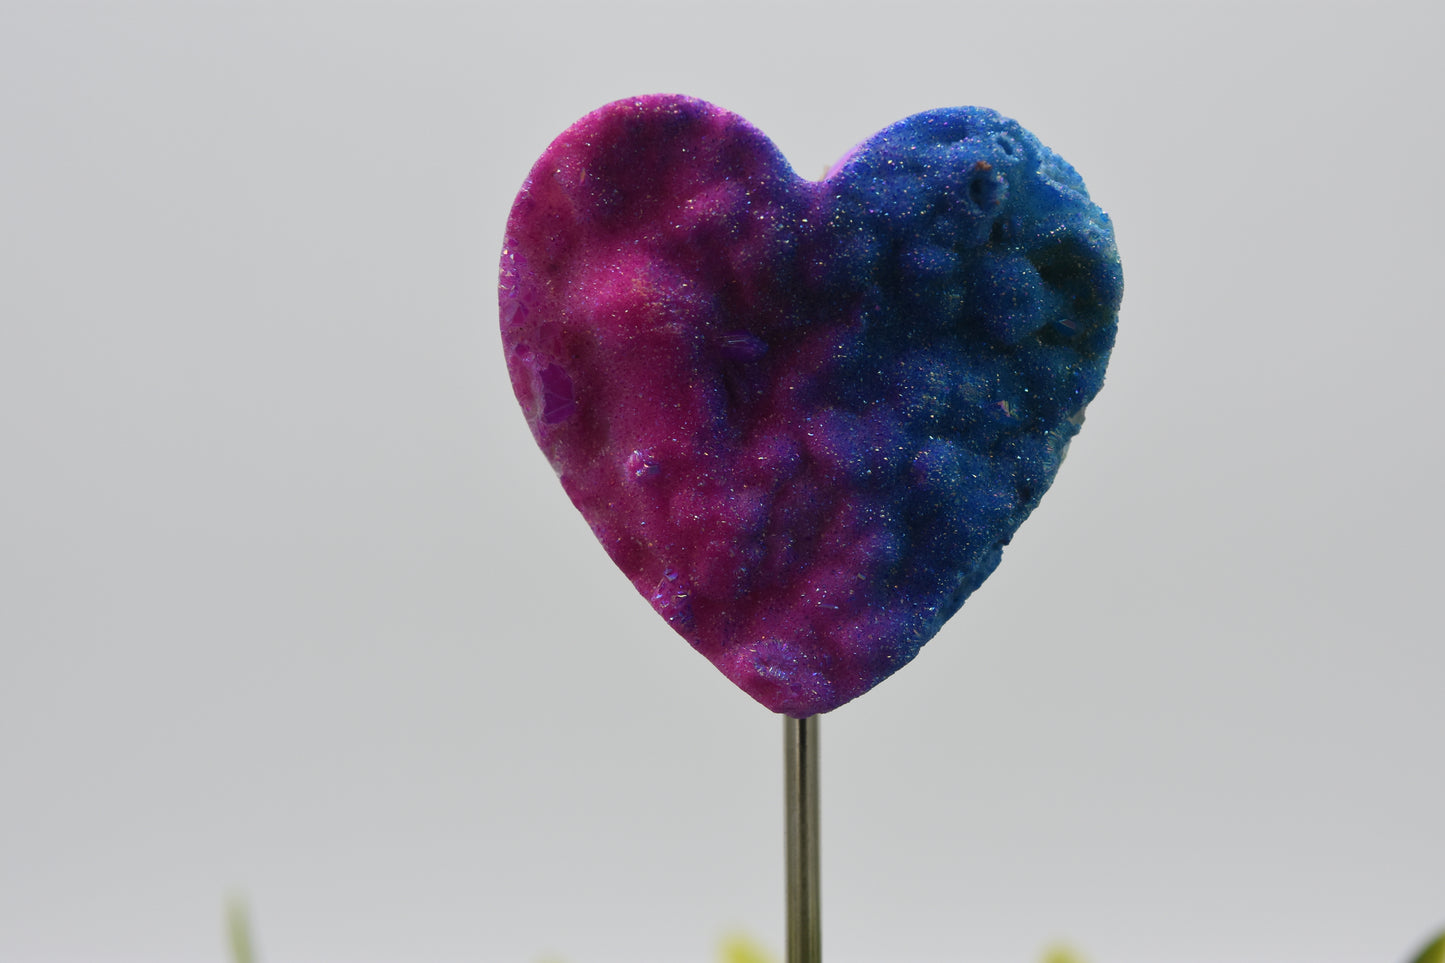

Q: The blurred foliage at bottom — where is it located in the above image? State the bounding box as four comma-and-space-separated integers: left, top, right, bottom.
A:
224, 898, 1443, 963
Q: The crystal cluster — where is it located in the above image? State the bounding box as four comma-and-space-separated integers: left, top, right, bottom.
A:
501, 95, 1121, 715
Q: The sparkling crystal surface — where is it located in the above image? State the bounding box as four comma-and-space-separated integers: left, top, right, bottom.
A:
501, 95, 1122, 716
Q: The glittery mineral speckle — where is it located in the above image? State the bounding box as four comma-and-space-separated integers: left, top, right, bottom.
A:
501, 95, 1122, 716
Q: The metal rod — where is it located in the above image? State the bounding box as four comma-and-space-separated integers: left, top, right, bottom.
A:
784, 714, 821, 963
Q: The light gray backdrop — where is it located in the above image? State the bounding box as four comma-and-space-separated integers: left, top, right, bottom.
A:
2, 2, 1441, 962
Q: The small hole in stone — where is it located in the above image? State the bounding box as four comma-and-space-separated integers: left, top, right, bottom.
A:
968, 170, 1006, 211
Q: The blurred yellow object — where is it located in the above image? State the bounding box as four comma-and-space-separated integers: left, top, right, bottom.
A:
1040, 944, 1090, 963
718, 932, 778, 963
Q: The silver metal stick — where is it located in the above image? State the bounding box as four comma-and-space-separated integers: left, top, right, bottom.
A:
784, 714, 821, 963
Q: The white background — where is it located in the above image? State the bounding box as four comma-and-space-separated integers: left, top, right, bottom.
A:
2, 2, 1442, 962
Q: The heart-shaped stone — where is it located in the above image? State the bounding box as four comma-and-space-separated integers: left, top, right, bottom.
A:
500, 95, 1121, 716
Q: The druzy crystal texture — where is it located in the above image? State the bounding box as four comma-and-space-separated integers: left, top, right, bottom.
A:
501, 95, 1121, 716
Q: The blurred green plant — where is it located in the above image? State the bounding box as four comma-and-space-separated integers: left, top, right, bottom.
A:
1409, 929, 1445, 963
221, 900, 1444, 963
226, 897, 256, 963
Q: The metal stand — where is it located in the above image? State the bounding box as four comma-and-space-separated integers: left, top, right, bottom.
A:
784, 714, 821, 963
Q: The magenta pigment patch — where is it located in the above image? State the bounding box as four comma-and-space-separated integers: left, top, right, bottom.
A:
501, 95, 1122, 716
